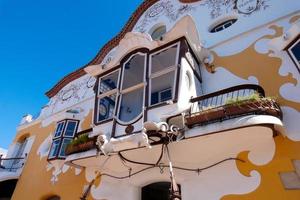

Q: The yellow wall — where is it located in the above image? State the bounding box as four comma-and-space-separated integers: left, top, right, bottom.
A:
223, 135, 300, 200
12, 112, 95, 200
9, 14, 300, 200
210, 17, 300, 199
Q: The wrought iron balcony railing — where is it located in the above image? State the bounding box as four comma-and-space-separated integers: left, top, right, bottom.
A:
0, 154, 27, 172
186, 84, 282, 127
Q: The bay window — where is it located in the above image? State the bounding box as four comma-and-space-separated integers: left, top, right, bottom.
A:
48, 120, 79, 160
93, 39, 189, 137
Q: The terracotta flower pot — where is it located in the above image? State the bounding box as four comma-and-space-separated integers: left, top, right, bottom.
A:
186, 107, 225, 127
65, 140, 95, 155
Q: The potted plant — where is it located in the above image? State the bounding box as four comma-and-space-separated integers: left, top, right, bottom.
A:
186, 105, 225, 127
224, 92, 280, 118
66, 133, 96, 155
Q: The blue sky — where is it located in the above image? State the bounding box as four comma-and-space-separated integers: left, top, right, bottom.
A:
0, 0, 142, 149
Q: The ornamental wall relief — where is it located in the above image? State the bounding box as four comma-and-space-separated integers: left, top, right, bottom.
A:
199, 0, 270, 19
208, 17, 300, 141
209, 24, 299, 111
44, 75, 96, 116
135, 0, 196, 33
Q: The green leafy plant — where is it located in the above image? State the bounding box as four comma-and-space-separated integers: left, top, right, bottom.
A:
225, 92, 261, 106
262, 96, 277, 101
68, 133, 89, 147
201, 105, 216, 111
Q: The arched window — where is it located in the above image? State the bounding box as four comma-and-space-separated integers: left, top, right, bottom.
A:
151, 25, 167, 40
210, 18, 237, 33
15, 136, 28, 159
142, 182, 181, 200
10, 136, 29, 170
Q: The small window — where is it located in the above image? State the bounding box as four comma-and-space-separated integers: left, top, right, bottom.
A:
151, 25, 166, 40
48, 120, 79, 160
210, 19, 237, 33
287, 37, 300, 72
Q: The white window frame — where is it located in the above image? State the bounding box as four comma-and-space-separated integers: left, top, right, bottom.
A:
116, 52, 147, 124
53, 121, 65, 138
58, 138, 73, 158
48, 119, 79, 160
287, 37, 300, 71
149, 42, 180, 106
48, 139, 61, 159
63, 120, 79, 137
96, 70, 121, 123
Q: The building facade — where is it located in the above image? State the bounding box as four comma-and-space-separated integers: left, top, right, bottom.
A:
1, 0, 300, 199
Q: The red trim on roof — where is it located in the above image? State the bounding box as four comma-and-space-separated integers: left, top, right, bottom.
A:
45, 0, 200, 98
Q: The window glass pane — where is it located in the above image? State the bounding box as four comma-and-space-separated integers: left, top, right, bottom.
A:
59, 138, 72, 157
119, 88, 144, 122
151, 45, 178, 74
49, 139, 61, 158
64, 121, 77, 137
98, 94, 116, 122
122, 54, 145, 90
291, 41, 300, 61
99, 71, 119, 94
215, 26, 223, 32
160, 89, 172, 102
54, 122, 65, 137
224, 21, 232, 28
151, 25, 166, 40
210, 19, 237, 33
150, 71, 175, 105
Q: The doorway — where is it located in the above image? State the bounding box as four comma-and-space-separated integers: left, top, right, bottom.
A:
141, 182, 181, 200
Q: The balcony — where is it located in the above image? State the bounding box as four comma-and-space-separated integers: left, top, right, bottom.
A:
0, 154, 27, 181
65, 84, 284, 179
185, 84, 282, 128
65, 129, 97, 156
66, 85, 283, 158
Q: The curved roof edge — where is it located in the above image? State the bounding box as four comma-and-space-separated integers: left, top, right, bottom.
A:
45, 0, 200, 98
